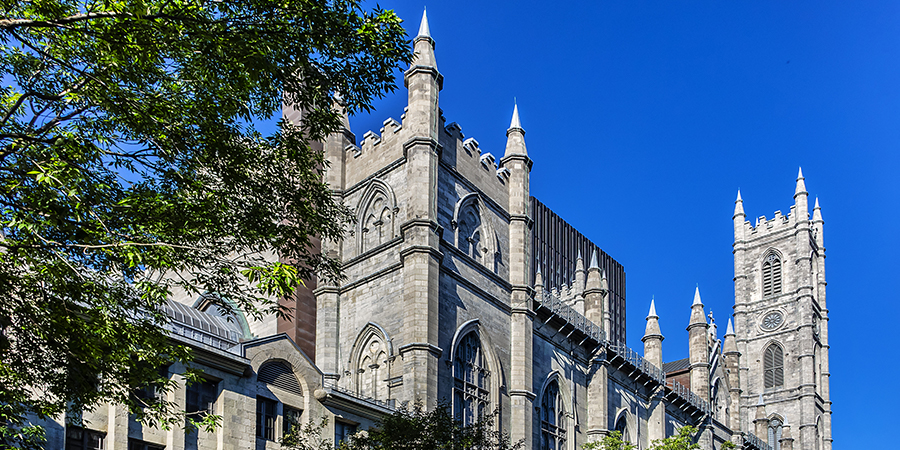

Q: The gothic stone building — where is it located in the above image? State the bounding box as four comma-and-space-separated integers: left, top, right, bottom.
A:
45, 10, 832, 450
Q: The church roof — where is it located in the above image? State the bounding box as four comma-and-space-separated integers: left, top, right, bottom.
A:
663, 357, 691, 374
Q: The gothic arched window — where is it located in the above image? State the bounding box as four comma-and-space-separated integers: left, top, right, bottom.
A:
762, 253, 783, 297
540, 379, 566, 450
614, 414, 630, 443
764, 344, 784, 389
768, 418, 783, 450
453, 332, 489, 426
350, 325, 390, 401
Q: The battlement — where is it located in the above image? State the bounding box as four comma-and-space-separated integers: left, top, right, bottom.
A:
742, 205, 809, 236
442, 121, 512, 183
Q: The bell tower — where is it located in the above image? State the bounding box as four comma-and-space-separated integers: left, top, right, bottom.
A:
732, 169, 831, 450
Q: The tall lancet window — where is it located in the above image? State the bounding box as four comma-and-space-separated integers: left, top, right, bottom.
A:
540, 380, 566, 450
768, 418, 783, 450
764, 344, 784, 389
762, 253, 783, 297
453, 332, 489, 426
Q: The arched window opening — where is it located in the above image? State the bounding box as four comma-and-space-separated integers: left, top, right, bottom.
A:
457, 204, 482, 261
614, 414, 630, 443
540, 379, 566, 450
764, 344, 784, 389
768, 418, 783, 450
762, 253, 783, 297
355, 336, 388, 401
453, 332, 489, 426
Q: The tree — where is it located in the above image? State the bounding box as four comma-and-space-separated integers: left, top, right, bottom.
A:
338, 403, 522, 450
581, 431, 636, 450
0, 0, 412, 447
648, 426, 701, 450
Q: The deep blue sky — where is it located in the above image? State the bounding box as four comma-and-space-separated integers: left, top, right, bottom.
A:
350, 1, 898, 445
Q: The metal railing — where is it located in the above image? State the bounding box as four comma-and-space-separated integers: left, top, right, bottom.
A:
741, 432, 773, 450
666, 379, 711, 416
608, 342, 666, 384
166, 321, 238, 352
535, 291, 605, 344
323, 379, 396, 410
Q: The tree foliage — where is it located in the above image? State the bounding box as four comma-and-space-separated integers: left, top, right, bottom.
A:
581, 426, 703, 450
296, 403, 523, 450
581, 431, 636, 450
0, 0, 412, 447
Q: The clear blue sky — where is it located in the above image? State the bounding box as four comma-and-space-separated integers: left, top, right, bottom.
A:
351, 1, 898, 445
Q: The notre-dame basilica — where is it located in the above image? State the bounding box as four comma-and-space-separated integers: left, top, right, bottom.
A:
44, 10, 832, 450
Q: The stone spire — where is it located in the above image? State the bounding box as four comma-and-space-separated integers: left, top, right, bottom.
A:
504, 102, 528, 158
534, 265, 544, 298
643, 298, 663, 367
688, 286, 710, 401
584, 248, 603, 326
417, 7, 431, 39
573, 249, 585, 296
795, 167, 807, 197
689, 286, 706, 325
754, 394, 768, 438
780, 421, 794, 450
734, 190, 745, 218
722, 316, 741, 432
794, 167, 809, 222
812, 197, 825, 246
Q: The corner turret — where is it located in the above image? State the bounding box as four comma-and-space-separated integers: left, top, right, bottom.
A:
403, 8, 442, 139
733, 190, 746, 241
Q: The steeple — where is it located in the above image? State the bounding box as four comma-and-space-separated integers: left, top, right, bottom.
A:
794, 167, 807, 197
794, 167, 809, 222
403, 7, 442, 138
573, 250, 585, 296
642, 298, 663, 367
812, 197, 825, 246
411, 8, 436, 67
504, 102, 528, 158
734, 190, 745, 218
417, 8, 431, 40
534, 266, 544, 298
688, 286, 710, 401
690, 286, 705, 324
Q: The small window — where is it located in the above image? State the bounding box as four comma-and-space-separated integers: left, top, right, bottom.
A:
334, 421, 357, 447
283, 406, 303, 439
764, 345, 785, 389
128, 439, 165, 450
762, 253, 783, 297
257, 397, 278, 441
186, 379, 218, 418
65, 426, 105, 450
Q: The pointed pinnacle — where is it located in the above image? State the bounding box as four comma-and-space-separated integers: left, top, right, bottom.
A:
726, 318, 734, 335
589, 249, 599, 269
757, 394, 765, 406
814, 197, 821, 209
795, 167, 808, 196
734, 190, 745, 217
692, 286, 703, 306
648, 298, 658, 318
417, 8, 431, 38
509, 102, 522, 129
576, 249, 583, 261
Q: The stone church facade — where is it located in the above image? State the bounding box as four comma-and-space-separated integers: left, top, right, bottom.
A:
42, 11, 832, 450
